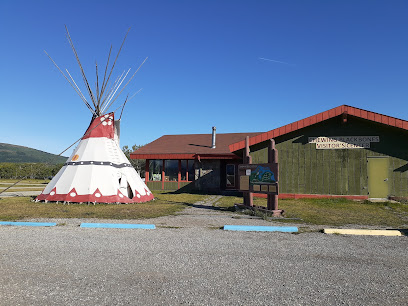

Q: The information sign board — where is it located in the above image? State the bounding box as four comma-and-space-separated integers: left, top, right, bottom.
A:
238, 163, 278, 195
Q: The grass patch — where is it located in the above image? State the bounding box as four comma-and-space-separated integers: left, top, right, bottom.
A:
0, 179, 49, 184
0, 192, 207, 221
3, 188, 44, 192
279, 198, 408, 227
2, 189, 408, 227
0, 179, 48, 193
216, 196, 408, 227
0, 184, 46, 187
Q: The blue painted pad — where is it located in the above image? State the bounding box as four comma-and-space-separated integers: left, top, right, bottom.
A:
224, 225, 298, 232
80, 223, 156, 229
0, 221, 57, 227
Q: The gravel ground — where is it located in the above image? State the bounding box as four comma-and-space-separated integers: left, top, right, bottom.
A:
1, 195, 407, 305
0, 190, 41, 197
1, 227, 407, 305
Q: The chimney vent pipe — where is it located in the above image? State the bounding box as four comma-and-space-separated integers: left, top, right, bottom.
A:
211, 126, 216, 149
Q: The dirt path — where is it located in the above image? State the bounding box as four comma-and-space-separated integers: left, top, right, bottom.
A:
0, 190, 41, 197
136, 195, 281, 229
22, 195, 284, 229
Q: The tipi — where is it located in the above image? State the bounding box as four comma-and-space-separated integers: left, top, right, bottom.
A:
36, 27, 153, 204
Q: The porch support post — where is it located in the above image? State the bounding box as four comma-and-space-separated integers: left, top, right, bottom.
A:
178, 160, 181, 189
162, 159, 165, 190
145, 160, 150, 182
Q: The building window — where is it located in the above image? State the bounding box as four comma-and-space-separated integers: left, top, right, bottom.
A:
149, 159, 195, 182
165, 160, 178, 181
226, 164, 235, 187
181, 160, 195, 181
188, 160, 194, 181
149, 160, 162, 181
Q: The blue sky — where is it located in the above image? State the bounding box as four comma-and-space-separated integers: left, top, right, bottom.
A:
0, 0, 407, 155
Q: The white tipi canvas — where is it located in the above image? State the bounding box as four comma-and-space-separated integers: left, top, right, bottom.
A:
36, 27, 153, 203
36, 113, 153, 203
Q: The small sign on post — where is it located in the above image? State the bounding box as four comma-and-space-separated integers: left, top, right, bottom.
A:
238, 163, 278, 195
238, 139, 283, 217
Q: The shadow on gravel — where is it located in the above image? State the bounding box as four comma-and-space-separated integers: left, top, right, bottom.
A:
158, 191, 236, 212
182, 202, 235, 212
393, 229, 408, 236
172, 189, 242, 197
158, 199, 235, 212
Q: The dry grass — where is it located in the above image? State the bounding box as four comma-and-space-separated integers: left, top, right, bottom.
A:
2, 188, 44, 192
0, 192, 207, 221
0, 179, 48, 193
2, 182, 408, 227
0, 179, 49, 184
216, 196, 408, 227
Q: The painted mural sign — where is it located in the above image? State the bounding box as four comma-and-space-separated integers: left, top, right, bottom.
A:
308, 136, 380, 149
238, 163, 278, 195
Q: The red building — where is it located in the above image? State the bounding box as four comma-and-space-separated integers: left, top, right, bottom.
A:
132, 105, 408, 200
130, 131, 260, 192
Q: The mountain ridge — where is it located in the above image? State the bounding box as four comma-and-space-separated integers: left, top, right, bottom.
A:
0, 143, 67, 163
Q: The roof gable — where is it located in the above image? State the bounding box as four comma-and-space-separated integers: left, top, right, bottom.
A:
229, 105, 408, 152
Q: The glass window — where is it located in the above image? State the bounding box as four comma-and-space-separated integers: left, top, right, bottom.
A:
180, 160, 194, 181
165, 160, 178, 181
226, 164, 235, 187
181, 160, 187, 181
188, 160, 195, 181
149, 160, 162, 181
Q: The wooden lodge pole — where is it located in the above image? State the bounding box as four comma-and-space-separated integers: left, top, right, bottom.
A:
267, 139, 282, 216
243, 136, 253, 207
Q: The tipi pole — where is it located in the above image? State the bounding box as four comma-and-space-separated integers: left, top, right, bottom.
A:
65, 25, 98, 110
95, 62, 100, 106
98, 28, 130, 105
43, 50, 95, 115
98, 45, 112, 105
65, 69, 96, 114
102, 68, 131, 113
106, 57, 148, 108
99, 73, 123, 111
119, 94, 129, 120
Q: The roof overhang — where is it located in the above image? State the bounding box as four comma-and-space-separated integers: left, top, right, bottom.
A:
228, 105, 408, 152
130, 153, 240, 160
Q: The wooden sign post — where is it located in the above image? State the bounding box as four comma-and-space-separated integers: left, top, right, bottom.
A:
267, 139, 282, 216
242, 136, 253, 207
239, 138, 283, 217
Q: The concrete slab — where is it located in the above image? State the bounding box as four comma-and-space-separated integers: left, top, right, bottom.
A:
0, 221, 57, 227
224, 225, 298, 232
324, 229, 402, 236
80, 223, 156, 229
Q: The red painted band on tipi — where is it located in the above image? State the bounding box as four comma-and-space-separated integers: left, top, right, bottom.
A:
82, 113, 115, 140
36, 187, 154, 204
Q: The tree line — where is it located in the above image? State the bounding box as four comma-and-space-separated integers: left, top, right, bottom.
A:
0, 163, 64, 179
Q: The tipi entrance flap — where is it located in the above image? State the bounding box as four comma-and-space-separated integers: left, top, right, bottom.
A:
119, 174, 135, 199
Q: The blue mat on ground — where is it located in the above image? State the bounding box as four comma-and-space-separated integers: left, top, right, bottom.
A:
80, 223, 156, 229
0, 221, 57, 227
224, 225, 298, 232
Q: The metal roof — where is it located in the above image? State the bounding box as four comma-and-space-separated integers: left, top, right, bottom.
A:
131, 132, 261, 160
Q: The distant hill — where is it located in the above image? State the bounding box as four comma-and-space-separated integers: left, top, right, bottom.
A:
0, 143, 67, 163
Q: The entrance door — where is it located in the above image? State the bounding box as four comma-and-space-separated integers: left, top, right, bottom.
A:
367, 157, 389, 198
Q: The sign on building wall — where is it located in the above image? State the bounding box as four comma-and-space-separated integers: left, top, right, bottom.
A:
308, 136, 380, 149
238, 163, 278, 195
